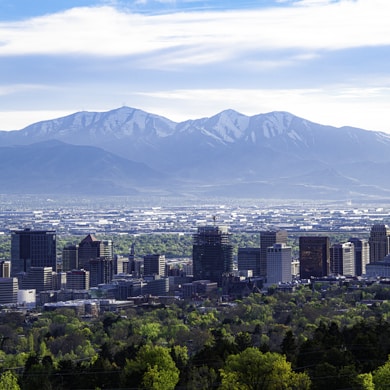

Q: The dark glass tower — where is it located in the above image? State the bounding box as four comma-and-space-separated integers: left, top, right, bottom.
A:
192, 226, 233, 286
238, 247, 260, 275
11, 229, 57, 276
62, 243, 79, 272
143, 254, 166, 277
299, 236, 330, 279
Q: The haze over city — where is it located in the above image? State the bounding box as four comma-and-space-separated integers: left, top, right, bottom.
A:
1, 0, 390, 133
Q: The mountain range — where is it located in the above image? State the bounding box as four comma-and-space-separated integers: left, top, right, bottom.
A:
1, 106, 390, 200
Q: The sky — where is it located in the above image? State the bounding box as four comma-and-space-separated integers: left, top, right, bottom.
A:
0, 0, 390, 132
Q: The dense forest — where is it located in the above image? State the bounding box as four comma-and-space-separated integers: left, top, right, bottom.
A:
2, 283, 390, 388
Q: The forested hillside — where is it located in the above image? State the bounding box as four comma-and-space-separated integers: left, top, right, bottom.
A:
2, 284, 390, 388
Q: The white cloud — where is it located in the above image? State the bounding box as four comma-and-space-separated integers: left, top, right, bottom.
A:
1, 0, 389, 133
0, 0, 388, 64
134, 86, 390, 132
0, 84, 54, 96
293, 0, 338, 5
0, 110, 78, 130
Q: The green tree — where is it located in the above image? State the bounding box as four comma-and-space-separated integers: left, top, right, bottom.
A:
170, 345, 189, 386
373, 356, 390, 390
122, 344, 179, 389
138, 322, 162, 342
235, 331, 253, 352
219, 347, 311, 390
187, 365, 218, 390
357, 373, 374, 390
281, 330, 297, 365
142, 364, 178, 390
0, 370, 20, 390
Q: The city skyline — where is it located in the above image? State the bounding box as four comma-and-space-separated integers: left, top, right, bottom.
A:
1, 0, 389, 133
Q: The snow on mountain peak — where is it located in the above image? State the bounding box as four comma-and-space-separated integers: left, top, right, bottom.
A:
22, 106, 177, 139
205, 109, 250, 143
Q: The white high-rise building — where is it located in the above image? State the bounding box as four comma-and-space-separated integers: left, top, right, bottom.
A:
266, 243, 292, 285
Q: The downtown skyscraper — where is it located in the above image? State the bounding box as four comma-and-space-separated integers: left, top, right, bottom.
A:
259, 230, 287, 278
368, 224, 390, 263
299, 236, 330, 279
11, 229, 57, 276
192, 225, 233, 286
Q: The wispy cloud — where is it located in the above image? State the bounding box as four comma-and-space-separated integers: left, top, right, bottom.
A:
0, 1, 388, 61
135, 85, 390, 131
0, 0, 390, 133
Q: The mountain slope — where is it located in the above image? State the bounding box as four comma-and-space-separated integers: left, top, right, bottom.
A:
0, 141, 168, 195
1, 107, 390, 199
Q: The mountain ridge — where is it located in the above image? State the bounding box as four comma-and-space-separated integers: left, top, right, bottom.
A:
1, 106, 390, 200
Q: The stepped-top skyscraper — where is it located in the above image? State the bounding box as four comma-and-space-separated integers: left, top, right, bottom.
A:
11, 229, 56, 276
78, 234, 113, 270
369, 224, 390, 263
192, 225, 233, 286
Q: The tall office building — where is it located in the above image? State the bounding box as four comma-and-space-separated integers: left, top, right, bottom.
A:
20, 267, 53, 293
260, 230, 287, 278
78, 234, 113, 270
11, 229, 56, 276
0, 277, 18, 305
143, 254, 166, 277
127, 243, 137, 276
62, 243, 79, 272
115, 255, 129, 275
192, 225, 234, 286
369, 224, 390, 263
89, 258, 114, 287
237, 248, 260, 276
66, 269, 90, 290
330, 242, 355, 276
0, 260, 11, 278
53, 272, 67, 290
299, 236, 330, 279
266, 243, 292, 285
349, 238, 370, 276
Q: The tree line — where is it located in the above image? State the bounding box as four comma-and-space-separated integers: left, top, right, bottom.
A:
2, 283, 390, 388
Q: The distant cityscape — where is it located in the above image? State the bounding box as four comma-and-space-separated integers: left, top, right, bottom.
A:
1, 196, 390, 236
2, 197, 390, 313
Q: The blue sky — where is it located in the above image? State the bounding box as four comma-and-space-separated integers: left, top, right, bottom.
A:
1, 0, 389, 132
